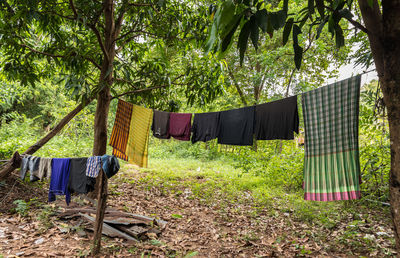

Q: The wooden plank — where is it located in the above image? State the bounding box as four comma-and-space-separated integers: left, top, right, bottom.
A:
79, 213, 138, 242
114, 225, 148, 239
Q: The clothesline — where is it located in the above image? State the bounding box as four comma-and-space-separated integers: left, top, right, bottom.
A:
109, 74, 363, 202
19, 154, 120, 205
118, 71, 375, 115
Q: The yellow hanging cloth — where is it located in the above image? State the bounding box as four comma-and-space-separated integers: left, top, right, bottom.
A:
125, 104, 153, 167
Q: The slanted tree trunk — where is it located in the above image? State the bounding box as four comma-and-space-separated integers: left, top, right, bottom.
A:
358, 0, 400, 250
0, 99, 94, 180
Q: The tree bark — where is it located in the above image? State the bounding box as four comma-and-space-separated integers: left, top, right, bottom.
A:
359, 0, 400, 251
381, 0, 400, 250
91, 169, 108, 255
91, 0, 117, 254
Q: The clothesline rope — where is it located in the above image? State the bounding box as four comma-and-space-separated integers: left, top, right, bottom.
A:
117, 72, 374, 114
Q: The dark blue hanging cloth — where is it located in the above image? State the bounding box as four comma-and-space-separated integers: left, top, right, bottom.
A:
48, 158, 71, 205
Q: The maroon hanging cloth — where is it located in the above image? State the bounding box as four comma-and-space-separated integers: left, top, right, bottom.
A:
168, 113, 192, 141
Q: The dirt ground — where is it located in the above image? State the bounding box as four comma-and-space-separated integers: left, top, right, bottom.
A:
0, 167, 396, 257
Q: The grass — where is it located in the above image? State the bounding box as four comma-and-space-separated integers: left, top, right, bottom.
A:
124, 153, 394, 255
137, 157, 365, 226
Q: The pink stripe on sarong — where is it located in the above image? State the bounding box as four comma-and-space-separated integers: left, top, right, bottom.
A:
304, 191, 361, 201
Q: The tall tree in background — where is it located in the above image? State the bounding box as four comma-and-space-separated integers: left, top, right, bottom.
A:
206, 0, 400, 250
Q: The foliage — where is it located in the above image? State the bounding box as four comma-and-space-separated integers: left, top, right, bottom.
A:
359, 80, 390, 201
206, 0, 362, 69
0, 0, 224, 110
12, 198, 40, 217
12, 199, 29, 217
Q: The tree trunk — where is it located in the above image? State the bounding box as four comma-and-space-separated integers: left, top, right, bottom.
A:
359, 0, 400, 251
91, 0, 117, 254
386, 86, 400, 251
91, 169, 108, 255
381, 0, 400, 249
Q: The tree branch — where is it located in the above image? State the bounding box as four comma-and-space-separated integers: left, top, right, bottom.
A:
128, 3, 154, 7
19, 43, 65, 58
226, 62, 248, 106
344, 16, 368, 34
84, 56, 102, 70
112, 85, 167, 99
69, 0, 78, 17
112, 74, 185, 99
89, 24, 110, 61
19, 40, 101, 70
68, 0, 109, 61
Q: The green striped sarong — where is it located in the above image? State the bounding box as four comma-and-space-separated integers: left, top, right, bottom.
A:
302, 75, 361, 201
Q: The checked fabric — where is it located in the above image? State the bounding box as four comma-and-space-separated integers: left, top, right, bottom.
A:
302, 75, 361, 201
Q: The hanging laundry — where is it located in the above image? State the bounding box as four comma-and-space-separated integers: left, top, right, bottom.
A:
19, 155, 41, 181
168, 113, 192, 141
101, 155, 120, 179
152, 110, 171, 139
68, 158, 92, 194
48, 158, 71, 205
302, 75, 361, 201
217, 106, 255, 146
126, 105, 153, 167
191, 112, 220, 144
36, 157, 52, 180
255, 96, 299, 140
86, 156, 102, 178
109, 99, 133, 161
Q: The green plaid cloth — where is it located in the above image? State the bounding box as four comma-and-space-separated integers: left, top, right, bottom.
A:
302, 75, 361, 201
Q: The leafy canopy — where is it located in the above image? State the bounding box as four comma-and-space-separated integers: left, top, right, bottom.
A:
205, 0, 359, 68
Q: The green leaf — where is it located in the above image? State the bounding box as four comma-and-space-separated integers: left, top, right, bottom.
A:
220, 15, 242, 52
315, 0, 325, 18
171, 214, 183, 219
269, 10, 287, 30
238, 21, 250, 65
334, 24, 344, 48
205, 1, 236, 53
249, 16, 259, 51
254, 9, 268, 32
328, 15, 335, 38
316, 17, 328, 39
308, 0, 315, 15
218, 0, 237, 38
204, 17, 219, 53
292, 24, 303, 70
333, 0, 346, 10
282, 18, 294, 45
184, 251, 199, 258
338, 8, 353, 20
238, 20, 251, 65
